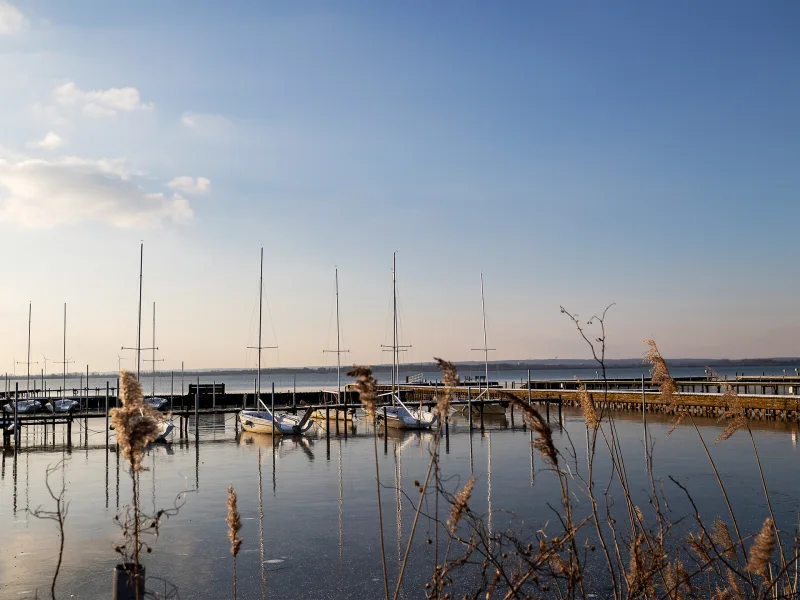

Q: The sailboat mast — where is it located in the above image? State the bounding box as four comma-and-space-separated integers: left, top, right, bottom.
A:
26, 302, 31, 397
392, 252, 398, 402
335, 267, 341, 395
136, 242, 143, 380
152, 302, 157, 398
257, 247, 263, 399
62, 304, 66, 401
481, 273, 489, 387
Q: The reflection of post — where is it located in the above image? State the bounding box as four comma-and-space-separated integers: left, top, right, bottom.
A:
642, 374, 648, 472
115, 444, 120, 509
12, 447, 18, 514
529, 431, 535, 486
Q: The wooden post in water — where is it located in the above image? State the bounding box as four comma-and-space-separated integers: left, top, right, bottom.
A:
271, 381, 275, 415
194, 376, 199, 431
253, 378, 257, 410
105, 381, 110, 449
468, 386, 473, 432
13, 382, 19, 446
292, 375, 296, 410
170, 371, 174, 411
527, 369, 532, 406
212, 380, 216, 411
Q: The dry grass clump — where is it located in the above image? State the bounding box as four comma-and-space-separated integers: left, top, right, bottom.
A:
502, 393, 558, 467
347, 366, 377, 418
746, 518, 775, 579
575, 379, 599, 428
448, 476, 475, 533
434, 357, 459, 415
110, 371, 160, 471
643, 340, 684, 432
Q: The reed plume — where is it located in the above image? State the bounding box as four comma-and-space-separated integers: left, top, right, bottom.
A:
434, 357, 459, 415
347, 366, 377, 418
716, 387, 747, 443
643, 340, 684, 432
575, 379, 599, 428
227, 484, 243, 600
110, 371, 160, 472
746, 518, 775, 579
448, 476, 475, 533
711, 519, 744, 596
502, 393, 558, 467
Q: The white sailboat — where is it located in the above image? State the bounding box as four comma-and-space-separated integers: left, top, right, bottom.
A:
378, 253, 437, 430
123, 242, 174, 441
239, 247, 314, 436
312, 267, 354, 422
466, 272, 506, 415
47, 303, 79, 414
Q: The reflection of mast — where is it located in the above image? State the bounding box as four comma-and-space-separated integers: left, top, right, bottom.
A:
487, 433, 492, 537
258, 449, 266, 600
338, 438, 344, 562
394, 439, 402, 568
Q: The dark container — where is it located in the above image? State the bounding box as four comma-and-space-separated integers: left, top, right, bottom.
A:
112, 563, 145, 600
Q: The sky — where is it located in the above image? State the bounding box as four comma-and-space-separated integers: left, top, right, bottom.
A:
0, 1, 799, 373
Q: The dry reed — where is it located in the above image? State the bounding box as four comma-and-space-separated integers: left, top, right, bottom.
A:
448, 476, 475, 533
347, 366, 377, 418
434, 357, 459, 415
643, 339, 684, 433
227, 484, 243, 556
227, 484, 243, 600
716, 387, 747, 443
110, 371, 160, 472
502, 393, 558, 467
746, 518, 775, 579
575, 379, 599, 428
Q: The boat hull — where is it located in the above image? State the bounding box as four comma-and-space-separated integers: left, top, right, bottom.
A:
239, 410, 314, 436
380, 406, 437, 430
310, 409, 354, 422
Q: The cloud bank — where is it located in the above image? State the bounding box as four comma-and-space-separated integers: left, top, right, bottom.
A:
0, 156, 193, 228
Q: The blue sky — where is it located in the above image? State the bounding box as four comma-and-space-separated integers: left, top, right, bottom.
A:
0, 1, 798, 371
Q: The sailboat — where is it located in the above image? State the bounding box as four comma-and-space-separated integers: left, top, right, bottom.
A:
5, 303, 43, 414
123, 243, 174, 441
46, 304, 79, 414
312, 267, 354, 422
239, 247, 314, 436
465, 272, 506, 415
377, 253, 437, 430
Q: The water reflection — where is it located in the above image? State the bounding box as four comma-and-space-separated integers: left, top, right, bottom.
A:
1, 409, 799, 598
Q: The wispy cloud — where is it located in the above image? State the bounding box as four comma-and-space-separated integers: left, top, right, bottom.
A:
27, 131, 64, 150
168, 176, 211, 195
0, 2, 25, 35
180, 112, 231, 137
0, 156, 193, 228
53, 82, 154, 118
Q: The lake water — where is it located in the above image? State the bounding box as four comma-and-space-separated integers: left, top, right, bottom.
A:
1, 405, 799, 598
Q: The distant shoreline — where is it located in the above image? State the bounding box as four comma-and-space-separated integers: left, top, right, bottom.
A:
24, 357, 800, 379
